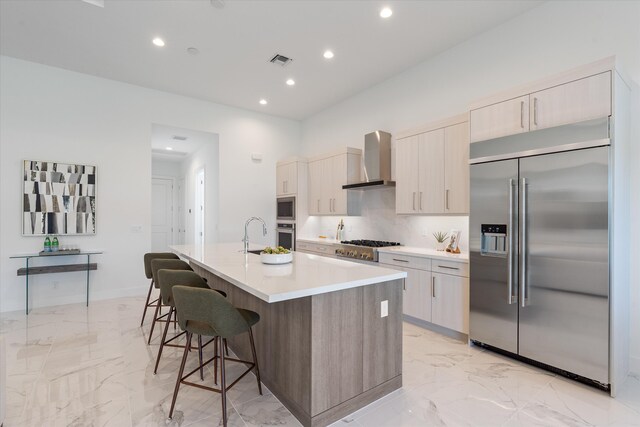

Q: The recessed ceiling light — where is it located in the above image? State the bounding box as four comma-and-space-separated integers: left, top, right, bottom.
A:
286, 79, 295, 86
152, 37, 165, 47
259, 99, 268, 105
186, 47, 199, 55
323, 50, 334, 59
380, 7, 393, 18
166, 147, 173, 151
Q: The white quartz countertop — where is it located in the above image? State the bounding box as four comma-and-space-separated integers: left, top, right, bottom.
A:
377, 246, 469, 263
170, 243, 407, 303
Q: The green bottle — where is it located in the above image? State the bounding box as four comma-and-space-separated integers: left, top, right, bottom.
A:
52, 236, 59, 252
44, 236, 51, 252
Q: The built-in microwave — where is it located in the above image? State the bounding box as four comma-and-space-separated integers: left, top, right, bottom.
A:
277, 196, 296, 221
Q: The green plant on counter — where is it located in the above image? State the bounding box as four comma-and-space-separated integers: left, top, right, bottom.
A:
262, 246, 291, 255
433, 231, 449, 243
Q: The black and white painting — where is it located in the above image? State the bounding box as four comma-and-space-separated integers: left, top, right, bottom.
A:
23, 160, 96, 235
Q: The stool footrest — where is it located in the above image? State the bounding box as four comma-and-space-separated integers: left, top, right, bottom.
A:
180, 354, 256, 394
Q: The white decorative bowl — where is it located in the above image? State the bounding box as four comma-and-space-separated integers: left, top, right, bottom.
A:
260, 252, 293, 265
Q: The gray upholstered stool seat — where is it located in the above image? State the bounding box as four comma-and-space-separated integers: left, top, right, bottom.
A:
140, 252, 179, 327
153, 269, 226, 378
169, 286, 262, 427
147, 258, 192, 344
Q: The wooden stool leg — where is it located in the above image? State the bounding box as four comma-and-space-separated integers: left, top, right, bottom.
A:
224, 338, 229, 356
198, 335, 204, 381
214, 336, 219, 385
148, 296, 162, 345
154, 306, 173, 374
169, 332, 192, 421
140, 279, 154, 327
248, 327, 262, 395
220, 336, 228, 427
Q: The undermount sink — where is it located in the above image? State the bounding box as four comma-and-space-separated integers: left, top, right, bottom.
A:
246, 249, 263, 255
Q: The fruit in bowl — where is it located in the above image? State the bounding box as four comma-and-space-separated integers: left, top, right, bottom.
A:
262, 246, 290, 255
260, 246, 293, 264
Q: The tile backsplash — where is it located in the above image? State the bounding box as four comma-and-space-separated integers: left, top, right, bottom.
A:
298, 187, 469, 252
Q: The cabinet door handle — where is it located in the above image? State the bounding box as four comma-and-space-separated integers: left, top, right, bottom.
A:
317, 199, 320, 212
412, 192, 416, 211
533, 97, 538, 126
437, 265, 459, 270
403, 279, 406, 291
520, 101, 524, 129
392, 258, 409, 263
445, 189, 450, 210
432, 276, 436, 298
420, 192, 423, 211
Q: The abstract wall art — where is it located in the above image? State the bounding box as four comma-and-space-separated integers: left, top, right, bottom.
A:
23, 160, 96, 235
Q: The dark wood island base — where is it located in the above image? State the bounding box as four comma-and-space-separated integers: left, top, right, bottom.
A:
193, 264, 403, 427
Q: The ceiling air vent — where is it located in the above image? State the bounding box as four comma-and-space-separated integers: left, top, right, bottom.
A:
172, 135, 188, 141
270, 54, 293, 67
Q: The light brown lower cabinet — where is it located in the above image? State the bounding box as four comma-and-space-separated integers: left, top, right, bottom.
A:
380, 252, 468, 334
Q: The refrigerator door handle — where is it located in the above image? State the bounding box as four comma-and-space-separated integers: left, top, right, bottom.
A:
508, 179, 516, 304
520, 177, 528, 307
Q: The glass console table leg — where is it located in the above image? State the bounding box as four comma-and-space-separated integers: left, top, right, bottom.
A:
25, 258, 29, 315
86, 255, 90, 307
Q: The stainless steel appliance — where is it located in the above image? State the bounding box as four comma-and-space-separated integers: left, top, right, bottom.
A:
276, 223, 296, 251
276, 196, 295, 221
335, 240, 401, 262
469, 118, 611, 389
342, 131, 395, 190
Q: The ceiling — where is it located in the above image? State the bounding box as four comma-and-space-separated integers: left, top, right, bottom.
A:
151, 124, 216, 162
0, 0, 542, 120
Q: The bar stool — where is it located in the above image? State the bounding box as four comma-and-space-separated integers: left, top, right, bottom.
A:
148, 259, 192, 345
169, 286, 262, 427
154, 269, 226, 378
141, 252, 179, 327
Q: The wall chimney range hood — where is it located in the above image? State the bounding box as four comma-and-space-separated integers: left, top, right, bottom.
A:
343, 131, 395, 190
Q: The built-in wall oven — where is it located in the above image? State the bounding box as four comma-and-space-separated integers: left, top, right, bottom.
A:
276, 196, 296, 221
276, 223, 296, 251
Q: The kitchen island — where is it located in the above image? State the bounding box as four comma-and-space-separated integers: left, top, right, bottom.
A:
170, 244, 406, 427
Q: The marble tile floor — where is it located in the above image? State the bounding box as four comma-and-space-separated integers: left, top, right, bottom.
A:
0, 296, 638, 427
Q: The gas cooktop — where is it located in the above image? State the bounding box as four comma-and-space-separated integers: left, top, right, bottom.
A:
336, 240, 402, 262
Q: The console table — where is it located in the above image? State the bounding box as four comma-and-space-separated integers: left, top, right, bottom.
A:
10, 251, 103, 314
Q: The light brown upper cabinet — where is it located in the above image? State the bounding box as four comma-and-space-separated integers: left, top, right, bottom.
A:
307, 148, 362, 216
444, 122, 470, 213
276, 160, 298, 196
470, 95, 529, 143
470, 72, 611, 143
529, 71, 611, 131
396, 117, 469, 215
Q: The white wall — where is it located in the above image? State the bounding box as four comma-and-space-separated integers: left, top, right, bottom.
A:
151, 158, 182, 178
300, 1, 640, 373
0, 56, 300, 313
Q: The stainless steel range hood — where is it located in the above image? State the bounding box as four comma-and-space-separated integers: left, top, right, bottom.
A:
343, 131, 395, 190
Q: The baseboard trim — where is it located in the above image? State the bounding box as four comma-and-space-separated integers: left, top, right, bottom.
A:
0, 285, 148, 314
403, 315, 468, 342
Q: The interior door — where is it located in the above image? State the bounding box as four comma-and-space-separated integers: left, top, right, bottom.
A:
151, 177, 173, 251
469, 159, 519, 353
518, 147, 609, 383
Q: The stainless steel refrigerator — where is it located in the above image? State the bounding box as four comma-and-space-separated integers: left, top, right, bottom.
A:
469, 118, 611, 388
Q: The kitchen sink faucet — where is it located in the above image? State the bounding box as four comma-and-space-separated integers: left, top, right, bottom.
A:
243, 217, 267, 253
